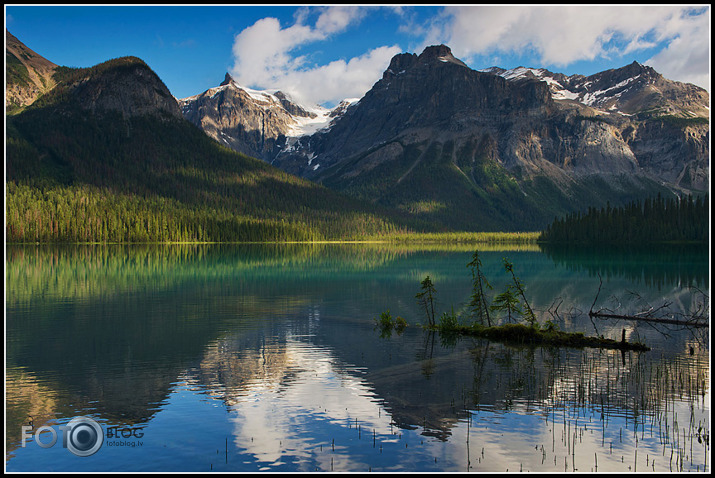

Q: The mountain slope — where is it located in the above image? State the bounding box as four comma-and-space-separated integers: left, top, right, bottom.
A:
264, 45, 708, 231
178, 74, 353, 163
180, 45, 707, 231
6, 53, 421, 242
6, 30, 58, 113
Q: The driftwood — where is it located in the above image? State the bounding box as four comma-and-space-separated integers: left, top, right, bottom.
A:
588, 273, 709, 328
587, 311, 708, 328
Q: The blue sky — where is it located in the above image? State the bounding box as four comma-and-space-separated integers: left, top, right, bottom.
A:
5, 5, 711, 107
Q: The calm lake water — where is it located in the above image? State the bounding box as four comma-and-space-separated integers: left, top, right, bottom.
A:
5, 243, 710, 472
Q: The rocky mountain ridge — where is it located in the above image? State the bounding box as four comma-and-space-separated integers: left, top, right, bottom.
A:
178, 74, 357, 162
481, 61, 710, 118
264, 45, 708, 229
6, 32, 180, 120
178, 46, 708, 211
6, 30, 58, 112
274, 45, 558, 177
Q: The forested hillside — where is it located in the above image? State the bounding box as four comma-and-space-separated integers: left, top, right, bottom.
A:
539, 194, 708, 244
6, 58, 426, 243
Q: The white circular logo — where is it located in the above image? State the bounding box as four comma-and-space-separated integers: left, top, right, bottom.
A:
65, 416, 103, 457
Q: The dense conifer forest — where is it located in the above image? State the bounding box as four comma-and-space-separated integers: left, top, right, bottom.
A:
6, 111, 416, 243
539, 194, 709, 244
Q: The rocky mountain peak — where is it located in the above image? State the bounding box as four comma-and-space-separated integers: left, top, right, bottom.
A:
329, 98, 359, 118
270, 43, 556, 180
220, 72, 235, 86
69, 57, 182, 119
382, 45, 470, 80
383, 52, 418, 78
421, 44, 452, 56
178, 72, 354, 162
210, 73, 317, 119
418, 44, 469, 67
587, 60, 661, 88
482, 58, 707, 118
625, 60, 658, 77
273, 91, 317, 119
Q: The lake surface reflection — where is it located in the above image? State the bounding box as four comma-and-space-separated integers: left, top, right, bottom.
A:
5, 243, 710, 472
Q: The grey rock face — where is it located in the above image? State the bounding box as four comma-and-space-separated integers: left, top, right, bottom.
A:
269, 45, 708, 201
69, 59, 182, 119
486, 60, 710, 118
174, 43, 708, 229
178, 74, 333, 161
625, 120, 709, 191
274, 45, 556, 177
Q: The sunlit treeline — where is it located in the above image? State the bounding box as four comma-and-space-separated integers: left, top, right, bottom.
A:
365, 230, 540, 244
6, 180, 544, 245
6, 181, 406, 243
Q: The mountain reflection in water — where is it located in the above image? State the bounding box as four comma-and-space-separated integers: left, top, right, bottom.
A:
5, 244, 709, 472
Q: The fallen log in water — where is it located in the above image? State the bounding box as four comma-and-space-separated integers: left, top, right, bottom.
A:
423, 322, 651, 352
588, 273, 709, 329
588, 311, 709, 328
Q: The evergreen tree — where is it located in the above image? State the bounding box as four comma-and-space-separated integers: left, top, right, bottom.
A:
416, 275, 437, 327
503, 258, 537, 328
467, 250, 492, 326
490, 285, 522, 323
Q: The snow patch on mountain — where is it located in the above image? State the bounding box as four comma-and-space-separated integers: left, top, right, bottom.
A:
552, 89, 579, 101
286, 97, 360, 137
481, 66, 648, 112
287, 107, 332, 137
498, 66, 542, 81
580, 76, 640, 106
240, 85, 280, 104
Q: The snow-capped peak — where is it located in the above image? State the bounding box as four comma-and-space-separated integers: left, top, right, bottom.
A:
179, 72, 365, 145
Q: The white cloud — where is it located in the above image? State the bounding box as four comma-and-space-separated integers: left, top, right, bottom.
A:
231, 17, 321, 87
314, 5, 369, 35
644, 8, 711, 91
278, 45, 402, 107
230, 6, 398, 106
416, 5, 710, 90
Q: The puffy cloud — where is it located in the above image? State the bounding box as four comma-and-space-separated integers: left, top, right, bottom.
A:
276, 45, 402, 106
231, 6, 397, 106
644, 8, 710, 90
417, 5, 710, 89
231, 17, 321, 87
314, 5, 369, 35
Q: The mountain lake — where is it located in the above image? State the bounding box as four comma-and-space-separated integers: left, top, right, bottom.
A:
5, 242, 709, 472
